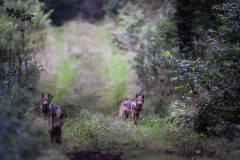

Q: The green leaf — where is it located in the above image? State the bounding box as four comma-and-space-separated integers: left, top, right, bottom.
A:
165, 50, 171, 57
201, 84, 211, 91
170, 77, 178, 82
174, 86, 181, 91
176, 122, 181, 127
171, 117, 175, 123
200, 133, 206, 138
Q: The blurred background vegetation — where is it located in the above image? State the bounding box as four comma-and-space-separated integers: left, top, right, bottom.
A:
1, 0, 240, 159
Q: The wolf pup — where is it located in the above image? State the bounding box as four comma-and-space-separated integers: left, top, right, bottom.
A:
119, 94, 145, 127
40, 93, 63, 145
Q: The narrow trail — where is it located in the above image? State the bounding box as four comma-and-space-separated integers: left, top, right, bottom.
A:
36, 19, 139, 106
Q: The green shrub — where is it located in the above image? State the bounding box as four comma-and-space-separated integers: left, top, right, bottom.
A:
103, 0, 123, 17
112, 2, 176, 113
0, 84, 69, 160
163, 126, 208, 152
168, 100, 187, 118
172, 49, 240, 138
61, 102, 83, 119
38, 150, 69, 160
150, 97, 168, 117
64, 109, 105, 150
138, 115, 164, 140
210, 137, 240, 159
0, 1, 69, 159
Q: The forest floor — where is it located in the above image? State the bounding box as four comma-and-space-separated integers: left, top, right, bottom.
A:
33, 19, 220, 160
68, 149, 216, 160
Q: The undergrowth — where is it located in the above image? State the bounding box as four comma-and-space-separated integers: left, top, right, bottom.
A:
63, 105, 171, 152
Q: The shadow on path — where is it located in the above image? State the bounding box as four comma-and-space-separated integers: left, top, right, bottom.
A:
69, 151, 123, 160
68, 149, 218, 160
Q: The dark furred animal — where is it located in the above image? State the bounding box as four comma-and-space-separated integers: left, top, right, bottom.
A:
119, 94, 145, 127
40, 93, 63, 145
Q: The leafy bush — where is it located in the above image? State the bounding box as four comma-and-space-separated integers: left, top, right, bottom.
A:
137, 115, 164, 140
172, 49, 240, 138
163, 127, 208, 152
61, 102, 83, 119
0, 0, 34, 23
0, 67, 69, 160
0, 0, 51, 52
0, 1, 69, 160
64, 109, 105, 150
213, 0, 240, 45
117, 2, 145, 46
0, 97, 43, 160
103, 0, 122, 17
167, 100, 193, 118
0, 0, 51, 92
112, 2, 177, 117
149, 97, 168, 117
211, 137, 240, 159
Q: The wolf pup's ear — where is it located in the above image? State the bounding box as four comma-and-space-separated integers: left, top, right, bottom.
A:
136, 94, 138, 99
48, 93, 51, 98
142, 94, 144, 99
51, 95, 54, 99
41, 93, 44, 98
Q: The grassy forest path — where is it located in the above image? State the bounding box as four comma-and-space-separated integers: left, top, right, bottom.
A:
36, 19, 139, 106
32, 19, 215, 160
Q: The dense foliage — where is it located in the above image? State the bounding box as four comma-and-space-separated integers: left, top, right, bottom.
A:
169, 0, 240, 138
0, 1, 69, 160
0, 0, 35, 23
110, 1, 177, 116
0, 0, 51, 87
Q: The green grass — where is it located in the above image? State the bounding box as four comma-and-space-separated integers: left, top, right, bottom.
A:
138, 116, 164, 138
104, 56, 128, 83
50, 58, 78, 103
96, 28, 109, 46
36, 20, 137, 105
61, 107, 215, 160
55, 27, 65, 51
63, 107, 167, 151
96, 26, 129, 85
103, 55, 129, 103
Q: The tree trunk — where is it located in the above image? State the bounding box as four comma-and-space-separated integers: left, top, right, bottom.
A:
176, 0, 194, 60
